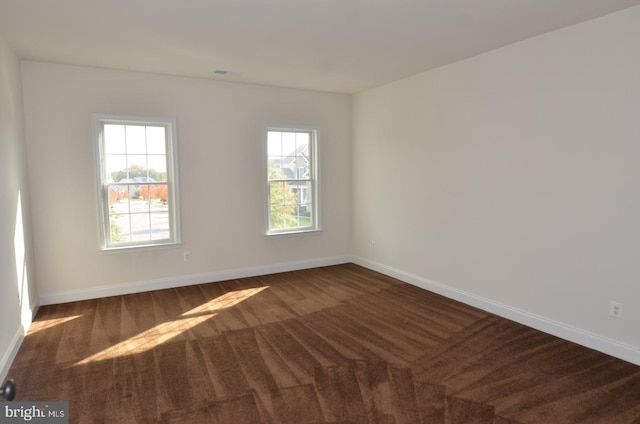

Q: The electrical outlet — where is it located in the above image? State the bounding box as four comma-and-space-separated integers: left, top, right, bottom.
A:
183, 251, 191, 262
371, 240, 376, 249
609, 301, 622, 318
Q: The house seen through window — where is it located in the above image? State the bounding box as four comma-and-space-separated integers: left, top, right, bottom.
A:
267, 129, 318, 235
94, 115, 180, 250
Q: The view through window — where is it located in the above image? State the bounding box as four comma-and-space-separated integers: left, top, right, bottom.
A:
95, 116, 180, 250
267, 129, 318, 234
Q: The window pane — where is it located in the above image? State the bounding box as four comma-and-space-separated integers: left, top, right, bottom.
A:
110, 212, 130, 243
269, 182, 285, 206
155, 184, 169, 202
296, 133, 309, 153
267, 131, 282, 156
127, 155, 147, 178
299, 204, 312, 226
270, 206, 285, 230
108, 185, 130, 208
126, 125, 146, 154
104, 125, 126, 154
136, 184, 148, 201
105, 155, 127, 182
294, 155, 310, 178
147, 155, 167, 180
268, 158, 285, 179
282, 132, 296, 155
293, 181, 311, 204
146, 126, 166, 154
150, 211, 170, 240
280, 156, 294, 180
130, 212, 152, 242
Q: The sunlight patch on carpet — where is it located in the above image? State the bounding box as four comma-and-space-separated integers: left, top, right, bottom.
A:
28, 315, 82, 334
74, 286, 268, 365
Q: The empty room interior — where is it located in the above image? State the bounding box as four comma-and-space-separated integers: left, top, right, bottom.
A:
1, 1, 640, 422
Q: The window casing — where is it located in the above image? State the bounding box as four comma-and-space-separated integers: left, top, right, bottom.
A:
94, 115, 180, 251
266, 129, 319, 235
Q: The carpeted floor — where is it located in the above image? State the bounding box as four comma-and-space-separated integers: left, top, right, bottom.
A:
7, 264, 640, 423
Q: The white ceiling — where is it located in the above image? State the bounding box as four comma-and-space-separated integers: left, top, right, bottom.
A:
1, 0, 639, 94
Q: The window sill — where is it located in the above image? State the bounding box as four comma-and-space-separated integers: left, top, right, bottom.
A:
99, 242, 182, 255
265, 229, 322, 238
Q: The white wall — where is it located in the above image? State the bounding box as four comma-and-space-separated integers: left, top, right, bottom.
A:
21, 63, 352, 303
353, 6, 640, 362
0, 39, 38, 380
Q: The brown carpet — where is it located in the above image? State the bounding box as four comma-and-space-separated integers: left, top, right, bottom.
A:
7, 264, 640, 423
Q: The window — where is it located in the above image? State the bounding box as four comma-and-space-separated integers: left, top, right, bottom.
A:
267, 129, 318, 235
94, 115, 180, 251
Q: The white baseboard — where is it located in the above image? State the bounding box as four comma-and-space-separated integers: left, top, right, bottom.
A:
0, 325, 25, 383
1, 300, 38, 382
352, 256, 640, 367
39, 255, 351, 306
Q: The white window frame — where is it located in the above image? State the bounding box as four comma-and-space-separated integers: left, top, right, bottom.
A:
266, 128, 320, 236
93, 114, 181, 252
